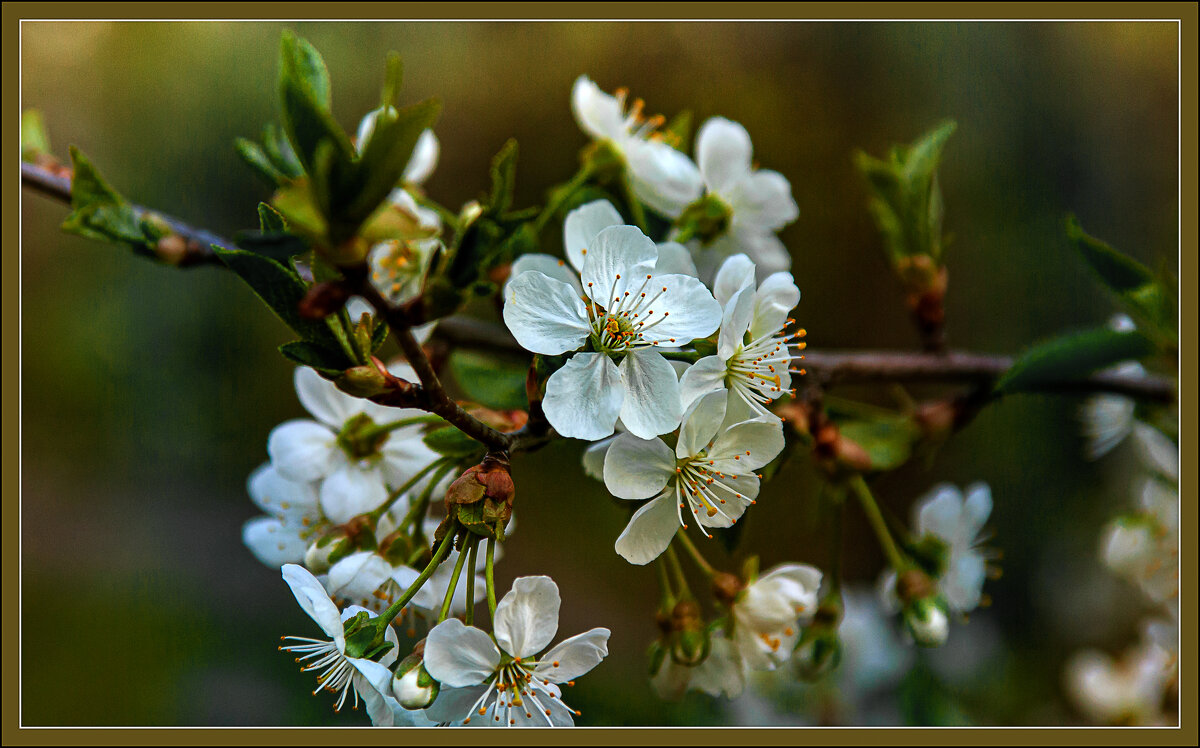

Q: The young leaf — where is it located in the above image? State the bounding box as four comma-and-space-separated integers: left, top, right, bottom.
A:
342, 98, 441, 227
280, 30, 332, 110
213, 245, 345, 354
258, 202, 288, 232
21, 109, 51, 162
423, 426, 486, 460
61, 147, 165, 251
487, 138, 519, 215
837, 415, 920, 471
993, 327, 1157, 396
279, 340, 352, 375
235, 138, 288, 186
278, 33, 353, 173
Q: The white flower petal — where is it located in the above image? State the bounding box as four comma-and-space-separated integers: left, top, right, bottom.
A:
618, 349, 683, 439
614, 492, 680, 565
708, 416, 785, 471
325, 551, 392, 603
718, 284, 756, 360
571, 76, 625, 141
943, 552, 987, 613
581, 435, 617, 481
402, 129, 439, 185
247, 463, 319, 517
581, 225, 657, 302
267, 419, 337, 483
697, 117, 753, 195
543, 352, 624, 440
494, 576, 561, 659
424, 619, 501, 687
602, 433, 675, 500
730, 227, 792, 279
320, 464, 388, 524
282, 564, 344, 639
534, 628, 611, 683
423, 684, 487, 725
914, 484, 965, 542
961, 482, 993, 540
508, 253, 583, 295
712, 253, 757, 308
294, 366, 363, 428
728, 169, 798, 231
654, 241, 699, 277
503, 272, 591, 356
564, 199, 624, 272
750, 272, 800, 340
677, 390, 728, 459
678, 355, 730, 414
625, 139, 704, 219
636, 274, 723, 344
690, 636, 748, 698
243, 516, 307, 567
1132, 422, 1178, 482
350, 659, 397, 726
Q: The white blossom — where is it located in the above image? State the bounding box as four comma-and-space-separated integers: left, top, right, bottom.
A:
267, 366, 444, 524
915, 482, 993, 615
571, 77, 703, 218
503, 220, 721, 440
680, 253, 802, 420
278, 564, 400, 724
730, 564, 822, 671
356, 108, 443, 233
1065, 636, 1174, 725
422, 576, 610, 726
651, 635, 747, 701
602, 390, 785, 564
242, 464, 325, 567
685, 117, 799, 281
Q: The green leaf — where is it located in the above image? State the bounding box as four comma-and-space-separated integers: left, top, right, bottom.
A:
855, 120, 956, 263
279, 340, 351, 375
487, 138, 519, 215
21, 109, 51, 162
380, 52, 403, 109
61, 147, 166, 251
447, 349, 529, 410
213, 245, 345, 353
423, 426, 486, 460
262, 123, 304, 179
1066, 215, 1154, 292
994, 327, 1157, 396
344, 98, 441, 227
837, 415, 920, 471
280, 30, 331, 110
235, 137, 287, 186
258, 202, 288, 232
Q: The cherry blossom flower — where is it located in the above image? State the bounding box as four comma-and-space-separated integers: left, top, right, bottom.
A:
267, 366, 444, 524
684, 117, 799, 281
1065, 634, 1175, 725
729, 563, 822, 671
503, 222, 721, 440
651, 635, 746, 700
602, 390, 785, 564
279, 564, 399, 724
679, 253, 802, 421
571, 77, 703, 218
242, 464, 325, 567
422, 576, 610, 726
356, 108, 442, 232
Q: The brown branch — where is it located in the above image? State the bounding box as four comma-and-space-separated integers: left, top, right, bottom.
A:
22, 160, 228, 264
23, 158, 1176, 407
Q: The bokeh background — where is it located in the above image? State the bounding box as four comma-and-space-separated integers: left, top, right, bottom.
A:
20, 21, 1178, 726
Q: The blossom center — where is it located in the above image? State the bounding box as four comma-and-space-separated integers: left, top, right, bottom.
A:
462, 658, 580, 726
336, 413, 390, 461
585, 273, 675, 354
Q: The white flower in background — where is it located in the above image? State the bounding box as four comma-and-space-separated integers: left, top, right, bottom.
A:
1131, 422, 1178, 483
1080, 315, 1143, 459
422, 576, 610, 726
325, 516, 493, 628
503, 222, 721, 440
1100, 478, 1178, 605
684, 117, 799, 281
831, 588, 915, 695
730, 564, 822, 671
571, 76, 703, 218
242, 464, 325, 567
680, 254, 802, 421
904, 482, 993, 615
356, 108, 443, 232
1065, 635, 1174, 725
602, 390, 785, 564
267, 366, 444, 524
368, 237, 441, 306
279, 564, 400, 724
651, 635, 747, 701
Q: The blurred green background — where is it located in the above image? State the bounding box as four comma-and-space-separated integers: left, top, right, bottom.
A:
20, 21, 1177, 726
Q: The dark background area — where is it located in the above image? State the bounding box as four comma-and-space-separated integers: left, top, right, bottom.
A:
20, 21, 1177, 725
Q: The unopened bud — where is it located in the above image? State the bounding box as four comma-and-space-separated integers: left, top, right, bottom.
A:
304, 534, 349, 574
671, 628, 711, 667
443, 455, 515, 540
914, 398, 957, 441
394, 664, 439, 710
904, 597, 949, 647
335, 364, 391, 398
711, 572, 744, 606
154, 234, 190, 266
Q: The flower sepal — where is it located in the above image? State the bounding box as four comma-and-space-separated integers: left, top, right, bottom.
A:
792, 594, 844, 682
672, 193, 732, 244
342, 609, 395, 661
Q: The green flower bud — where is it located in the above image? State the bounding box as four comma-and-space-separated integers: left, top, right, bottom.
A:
394, 664, 439, 710
792, 627, 843, 682
903, 597, 949, 647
